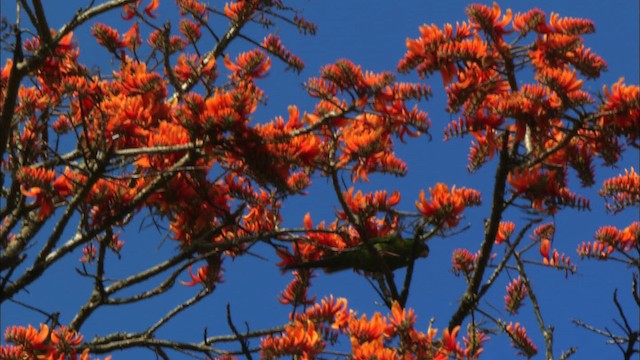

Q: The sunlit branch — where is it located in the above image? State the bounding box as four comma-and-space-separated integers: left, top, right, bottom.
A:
70, 252, 204, 331
105, 260, 195, 305
86, 324, 286, 355
146, 288, 212, 336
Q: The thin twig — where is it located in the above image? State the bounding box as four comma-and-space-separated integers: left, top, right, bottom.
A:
226, 304, 253, 360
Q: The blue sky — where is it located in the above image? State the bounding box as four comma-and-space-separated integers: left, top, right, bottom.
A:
2, 1, 638, 359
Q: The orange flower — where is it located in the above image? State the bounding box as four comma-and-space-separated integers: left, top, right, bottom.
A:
122, 22, 141, 51
92, 23, 124, 52
224, 1, 257, 22
508, 166, 574, 212
170, 54, 192, 83
80, 244, 97, 263
278, 271, 316, 306
452, 248, 477, 276
576, 241, 614, 260
2, 324, 110, 359
181, 264, 223, 289
20, 186, 54, 221
144, 0, 159, 18
441, 325, 462, 354
543, 248, 577, 276
600, 79, 640, 137
348, 312, 387, 344
4, 324, 49, 350
1, 58, 12, 81
340, 188, 402, 220
600, 167, 639, 213
224, 50, 271, 79
505, 322, 537, 357
592, 222, 638, 253
179, 18, 202, 42
121, 3, 137, 20
416, 183, 481, 228
536, 66, 583, 93
352, 338, 397, 360
539, 238, 551, 259
466, 3, 513, 36
513, 9, 551, 35
462, 325, 489, 359
302, 295, 350, 329
176, 0, 208, 18
260, 320, 324, 359
504, 277, 528, 314
51, 326, 83, 348
549, 12, 594, 35
495, 221, 515, 245
263, 34, 305, 73
388, 301, 416, 333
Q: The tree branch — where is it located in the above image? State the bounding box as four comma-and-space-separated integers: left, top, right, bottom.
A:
448, 130, 510, 330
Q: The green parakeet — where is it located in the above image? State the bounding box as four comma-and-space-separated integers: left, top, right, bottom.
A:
286, 236, 429, 273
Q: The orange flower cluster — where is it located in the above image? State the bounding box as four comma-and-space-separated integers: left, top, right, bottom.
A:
599, 167, 639, 214
224, 0, 259, 23
451, 249, 478, 277
304, 59, 431, 182
505, 322, 537, 358
399, 2, 637, 217
276, 213, 348, 270
179, 18, 202, 42
122, 0, 159, 20
261, 297, 486, 359
466, 3, 513, 37
181, 262, 224, 290
577, 222, 638, 262
507, 165, 589, 213
600, 79, 640, 143
540, 240, 577, 276
416, 183, 481, 228
504, 277, 528, 315
2, 324, 109, 360
515, 222, 574, 275
495, 221, 516, 245
278, 270, 316, 306
176, 0, 208, 18
340, 189, 401, 233
173, 53, 216, 82
263, 34, 305, 73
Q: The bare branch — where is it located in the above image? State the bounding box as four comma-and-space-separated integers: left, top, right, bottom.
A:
226, 303, 253, 360
146, 288, 212, 336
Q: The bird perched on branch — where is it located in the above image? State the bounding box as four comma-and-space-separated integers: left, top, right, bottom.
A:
285, 235, 429, 273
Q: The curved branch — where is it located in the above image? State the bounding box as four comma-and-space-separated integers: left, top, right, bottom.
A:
448, 130, 511, 330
